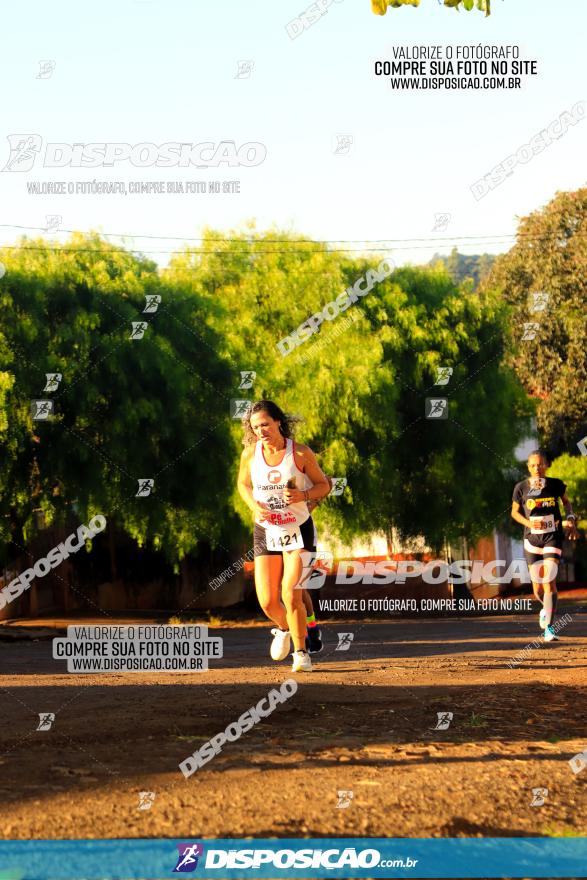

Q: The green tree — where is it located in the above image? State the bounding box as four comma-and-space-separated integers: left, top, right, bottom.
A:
485, 188, 587, 457
167, 233, 530, 552
549, 454, 587, 527
429, 249, 496, 288
337, 264, 531, 551
0, 233, 236, 566
372, 0, 490, 16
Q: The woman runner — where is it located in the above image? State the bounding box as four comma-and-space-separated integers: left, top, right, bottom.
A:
511, 449, 579, 641
237, 400, 331, 672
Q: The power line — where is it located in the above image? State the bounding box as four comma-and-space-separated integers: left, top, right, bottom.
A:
0, 206, 584, 245
0, 223, 543, 244
0, 235, 581, 256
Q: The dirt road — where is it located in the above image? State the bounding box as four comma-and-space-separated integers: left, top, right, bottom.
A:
1, 612, 586, 840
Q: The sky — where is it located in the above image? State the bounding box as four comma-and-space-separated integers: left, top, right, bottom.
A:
0, 0, 585, 267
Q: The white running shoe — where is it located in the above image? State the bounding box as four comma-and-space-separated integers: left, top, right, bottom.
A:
539, 608, 547, 630
291, 650, 312, 673
543, 626, 559, 643
270, 628, 291, 661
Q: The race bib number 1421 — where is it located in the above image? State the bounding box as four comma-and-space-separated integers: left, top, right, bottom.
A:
266, 525, 304, 551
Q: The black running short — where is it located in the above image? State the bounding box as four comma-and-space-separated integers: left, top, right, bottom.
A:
253, 516, 317, 557
523, 540, 563, 568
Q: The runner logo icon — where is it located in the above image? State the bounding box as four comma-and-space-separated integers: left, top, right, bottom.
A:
2, 134, 42, 171
530, 787, 548, 807
173, 843, 204, 872
36, 713, 55, 731
330, 477, 347, 496
433, 711, 453, 730
425, 398, 448, 419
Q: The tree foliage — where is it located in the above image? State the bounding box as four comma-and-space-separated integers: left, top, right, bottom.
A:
429, 249, 496, 289
549, 454, 587, 527
0, 234, 236, 566
0, 227, 534, 562
371, 0, 491, 16
167, 233, 530, 552
485, 189, 587, 457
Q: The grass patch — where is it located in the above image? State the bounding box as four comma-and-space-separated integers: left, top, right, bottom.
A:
463, 712, 489, 728
541, 824, 581, 837
168, 612, 226, 627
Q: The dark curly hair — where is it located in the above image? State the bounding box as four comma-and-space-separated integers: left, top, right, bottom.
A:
241, 399, 302, 447
527, 449, 551, 466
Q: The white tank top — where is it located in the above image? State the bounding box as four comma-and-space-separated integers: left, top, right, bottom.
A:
250, 438, 310, 528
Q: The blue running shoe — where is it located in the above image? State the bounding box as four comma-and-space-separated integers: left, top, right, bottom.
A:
544, 625, 559, 643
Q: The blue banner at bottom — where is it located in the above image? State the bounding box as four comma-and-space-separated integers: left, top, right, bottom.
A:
0, 838, 586, 879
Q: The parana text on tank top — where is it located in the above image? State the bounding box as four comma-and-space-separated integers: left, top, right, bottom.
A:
251, 438, 311, 528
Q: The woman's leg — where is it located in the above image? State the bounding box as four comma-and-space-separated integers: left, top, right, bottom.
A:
529, 559, 545, 624
541, 558, 559, 627
531, 580, 545, 605
530, 557, 559, 628
281, 549, 308, 651
254, 554, 288, 630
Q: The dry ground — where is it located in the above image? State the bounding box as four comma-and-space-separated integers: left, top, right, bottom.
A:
1, 611, 586, 841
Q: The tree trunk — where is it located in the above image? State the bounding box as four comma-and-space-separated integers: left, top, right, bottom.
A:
108, 522, 118, 581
